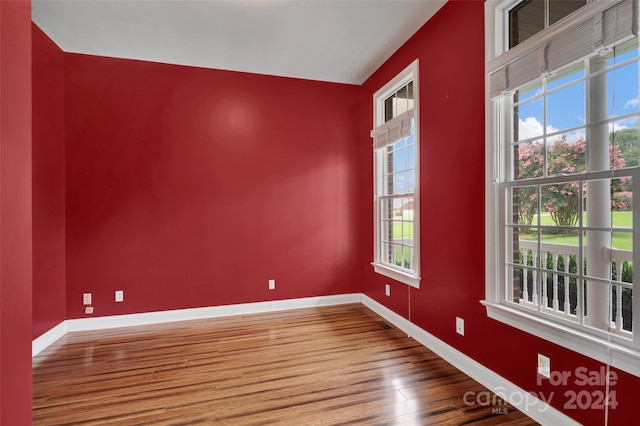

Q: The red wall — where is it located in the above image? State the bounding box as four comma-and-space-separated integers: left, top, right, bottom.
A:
360, 1, 637, 424
27, 1, 638, 424
0, 0, 33, 423
32, 23, 66, 339
64, 54, 367, 318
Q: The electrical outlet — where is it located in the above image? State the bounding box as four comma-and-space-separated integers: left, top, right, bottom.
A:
83, 293, 92, 305
456, 317, 465, 336
538, 354, 551, 378
115, 290, 124, 302
385, 284, 390, 297
85, 306, 94, 314
269, 279, 275, 290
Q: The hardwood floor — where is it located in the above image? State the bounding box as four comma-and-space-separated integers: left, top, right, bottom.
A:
33, 304, 537, 425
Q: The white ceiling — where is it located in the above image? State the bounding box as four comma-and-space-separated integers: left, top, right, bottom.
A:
32, 0, 446, 85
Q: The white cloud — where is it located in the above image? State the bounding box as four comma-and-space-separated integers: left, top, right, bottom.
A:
517, 117, 634, 143
564, 130, 586, 143
518, 117, 559, 141
612, 122, 629, 132
624, 98, 639, 109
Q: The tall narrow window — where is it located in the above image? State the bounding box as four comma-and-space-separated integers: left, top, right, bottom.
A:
371, 60, 420, 288
486, 0, 640, 376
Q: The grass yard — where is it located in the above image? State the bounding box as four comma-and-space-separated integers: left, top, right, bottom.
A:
387, 220, 414, 268
392, 220, 414, 239
520, 211, 633, 250
534, 211, 632, 227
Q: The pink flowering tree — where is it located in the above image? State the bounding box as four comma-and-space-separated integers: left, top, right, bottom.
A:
516, 137, 628, 227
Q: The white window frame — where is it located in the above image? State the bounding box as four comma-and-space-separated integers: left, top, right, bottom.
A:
484, 0, 640, 377
371, 60, 421, 288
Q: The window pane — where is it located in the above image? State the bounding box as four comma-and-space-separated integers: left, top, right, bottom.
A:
517, 80, 542, 102
385, 175, 393, 195
384, 95, 395, 123
396, 85, 409, 116
394, 148, 406, 171
393, 197, 403, 219
514, 141, 544, 180
583, 279, 608, 327
606, 62, 639, 120
407, 247, 414, 271
508, 186, 539, 226
507, 265, 524, 303
547, 81, 585, 133
401, 197, 414, 221
382, 242, 393, 264
549, 0, 586, 26
612, 177, 633, 233
611, 121, 639, 170
382, 198, 394, 221
407, 170, 415, 193
511, 265, 540, 305
541, 182, 581, 227
394, 245, 403, 267
605, 37, 639, 68
581, 178, 633, 233
381, 220, 392, 243
617, 286, 633, 333
515, 97, 544, 142
386, 151, 394, 173
546, 138, 585, 176
394, 172, 407, 194
509, 0, 544, 48
384, 140, 415, 196
508, 227, 538, 264
384, 83, 415, 123
547, 62, 584, 91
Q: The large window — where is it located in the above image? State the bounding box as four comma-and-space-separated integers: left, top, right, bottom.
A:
485, 0, 640, 375
371, 60, 420, 288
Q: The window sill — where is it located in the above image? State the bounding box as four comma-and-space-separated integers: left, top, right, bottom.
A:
482, 300, 640, 378
372, 262, 420, 288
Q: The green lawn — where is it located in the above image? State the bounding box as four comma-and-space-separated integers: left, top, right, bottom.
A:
520, 211, 633, 250
392, 220, 414, 239
534, 211, 632, 227
388, 221, 414, 267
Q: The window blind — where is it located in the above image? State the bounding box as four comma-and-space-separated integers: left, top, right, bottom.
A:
488, 0, 638, 98
371, 109, 414, 149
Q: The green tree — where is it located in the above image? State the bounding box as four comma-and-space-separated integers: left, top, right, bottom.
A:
610, 127, 639, 168
517, 138, 628, 227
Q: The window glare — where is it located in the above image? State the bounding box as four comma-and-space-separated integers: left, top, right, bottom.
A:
509, 0, 544, 48
549, 0, 586, 26
383, 82, 414, 123
509, 0, 587, 49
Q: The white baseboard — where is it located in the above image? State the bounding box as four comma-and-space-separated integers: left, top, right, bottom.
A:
32, 321, 67, 357
33, 293, 362, 355
361, 295, 580, 426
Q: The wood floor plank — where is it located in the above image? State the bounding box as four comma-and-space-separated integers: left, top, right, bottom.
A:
33, 304, 538, 425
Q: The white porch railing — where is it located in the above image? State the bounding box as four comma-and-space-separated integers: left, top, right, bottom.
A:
517, 240, 633, 337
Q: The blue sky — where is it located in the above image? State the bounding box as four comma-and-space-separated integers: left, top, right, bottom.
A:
516, 44, 639, 143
